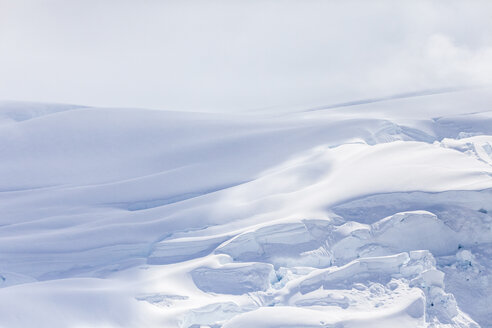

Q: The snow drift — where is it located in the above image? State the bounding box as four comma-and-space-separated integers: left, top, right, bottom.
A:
0, 87, 491, 327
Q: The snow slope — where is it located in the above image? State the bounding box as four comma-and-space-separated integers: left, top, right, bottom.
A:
0, 87, 491, 327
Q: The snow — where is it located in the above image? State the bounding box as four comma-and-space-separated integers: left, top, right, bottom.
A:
0, 87, 491, 327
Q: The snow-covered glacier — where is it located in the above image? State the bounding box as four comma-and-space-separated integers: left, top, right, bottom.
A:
0, 88, 491, 327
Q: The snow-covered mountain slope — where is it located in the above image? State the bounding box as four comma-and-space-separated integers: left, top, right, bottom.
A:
0, 88, 491, 327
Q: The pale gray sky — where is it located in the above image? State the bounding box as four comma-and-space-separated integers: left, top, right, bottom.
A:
1, 0, 492, 112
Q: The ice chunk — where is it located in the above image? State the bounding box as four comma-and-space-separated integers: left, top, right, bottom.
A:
372, 211, 460, 256
299, 253, 409, 294
215, 220, 332, 267
191, 262, 276, 295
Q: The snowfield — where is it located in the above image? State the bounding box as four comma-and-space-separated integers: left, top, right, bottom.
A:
0, 87, 492, 327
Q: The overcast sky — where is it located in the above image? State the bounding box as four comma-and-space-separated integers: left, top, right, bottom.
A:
1, 0, 492, 112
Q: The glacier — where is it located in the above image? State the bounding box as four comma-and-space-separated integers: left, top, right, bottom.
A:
0, 87, 491, 327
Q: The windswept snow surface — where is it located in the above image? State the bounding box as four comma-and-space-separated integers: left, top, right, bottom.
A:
1, 88, 492, 327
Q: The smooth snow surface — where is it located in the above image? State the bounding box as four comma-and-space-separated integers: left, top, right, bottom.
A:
0, 88, 492, 327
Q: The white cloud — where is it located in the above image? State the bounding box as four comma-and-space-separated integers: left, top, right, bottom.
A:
0, 0, 491, 112
424, 34, 492, 85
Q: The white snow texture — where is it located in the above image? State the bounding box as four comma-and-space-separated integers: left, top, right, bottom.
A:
1, 88, 492, 327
